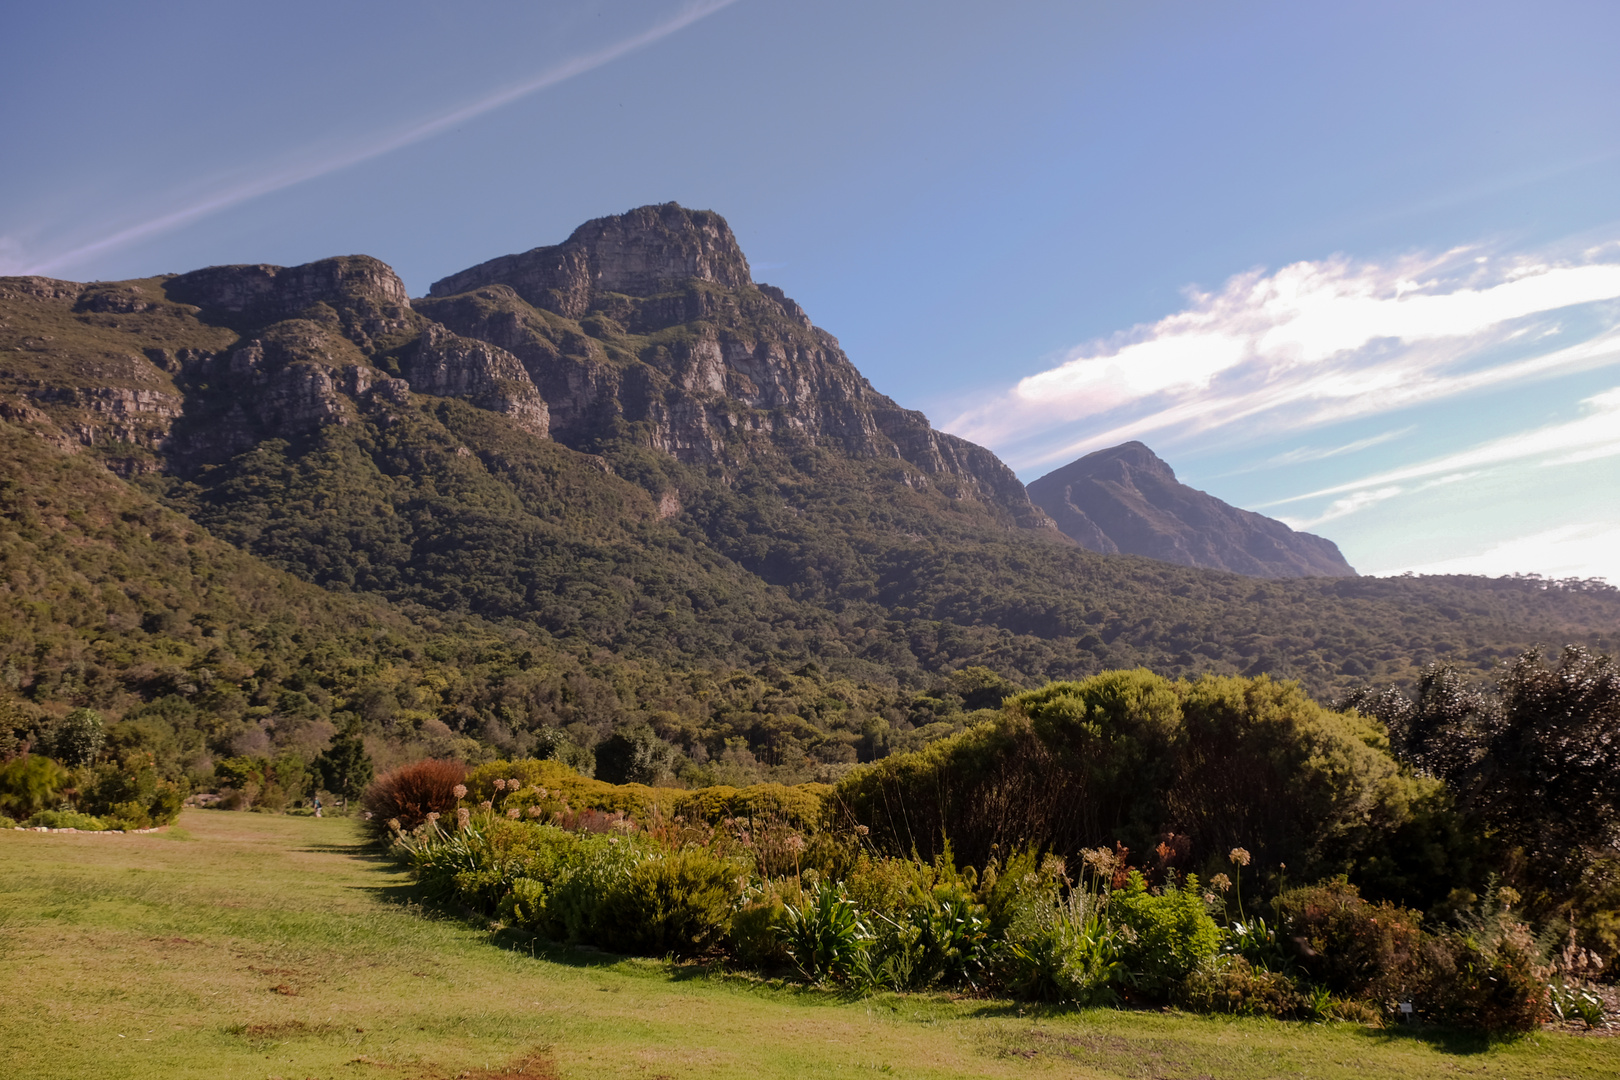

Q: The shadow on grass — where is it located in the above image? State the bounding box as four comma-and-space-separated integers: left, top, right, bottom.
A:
1350, 1022, 1529, 1056
299, 840, 392, 860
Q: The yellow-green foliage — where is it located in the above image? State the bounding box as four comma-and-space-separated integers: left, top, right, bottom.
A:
834, 670, 1434, 882
466, 758, 830, 828
669, 782, 829, 831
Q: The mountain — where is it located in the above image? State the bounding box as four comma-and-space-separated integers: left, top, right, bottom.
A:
2, 203, 1617, 786
1028, 442, 1356, 579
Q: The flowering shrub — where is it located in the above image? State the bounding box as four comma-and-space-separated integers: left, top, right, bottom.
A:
1419, 924, 1550, 1032
377, 753, 1579, 1033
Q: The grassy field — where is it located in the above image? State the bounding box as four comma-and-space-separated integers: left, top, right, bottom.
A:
2, 813, 1616, 1080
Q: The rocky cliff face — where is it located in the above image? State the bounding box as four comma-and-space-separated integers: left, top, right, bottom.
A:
399, 323, 548, 437
429, 203, 752, 318
0, 254, 551, 474
2, 203, 1051, 531
1028, 442, 1356, 578
420, 204, 1052, 530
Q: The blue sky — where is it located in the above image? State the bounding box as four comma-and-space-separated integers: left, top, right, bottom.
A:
4, 1, 1618, 580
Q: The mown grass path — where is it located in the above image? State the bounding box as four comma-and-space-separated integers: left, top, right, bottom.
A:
2, 811, 1616, 1079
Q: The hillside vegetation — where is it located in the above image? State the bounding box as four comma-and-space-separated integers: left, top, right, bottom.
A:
1, 202, 1616, 799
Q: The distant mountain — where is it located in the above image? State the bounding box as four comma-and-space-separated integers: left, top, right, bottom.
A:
1028, 442, 1355, 578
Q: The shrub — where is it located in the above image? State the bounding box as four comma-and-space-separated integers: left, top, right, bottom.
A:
1275, 878, 1424, 1002
730, 887, 791, 970
1110, 871, 1223, 996
834, 671, 1427, 881
1419, 923, 1550, 1032
500, 877, 549, 930
0, 754, 71, 819
541, 833, 649, 944
82, 752, 185, 828
363, 759, 467, 837
1177, 956, 1304, 1018
595, 847, 743, 957
313, 720, 373, 801
24, 809, 107, 830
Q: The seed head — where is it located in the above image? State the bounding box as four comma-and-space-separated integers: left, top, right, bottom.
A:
1229, 847, 1251, 867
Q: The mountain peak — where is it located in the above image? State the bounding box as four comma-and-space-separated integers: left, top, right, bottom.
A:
428, 202, 751, 316
1028, 442, 1356, 579
1070, 440, 1177, 483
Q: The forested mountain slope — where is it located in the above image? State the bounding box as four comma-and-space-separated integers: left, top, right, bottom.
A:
1, 204, 1615, 783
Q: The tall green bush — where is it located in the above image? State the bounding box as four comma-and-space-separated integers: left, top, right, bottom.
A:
835, 671, 1430, 886
595, 848, 742, 957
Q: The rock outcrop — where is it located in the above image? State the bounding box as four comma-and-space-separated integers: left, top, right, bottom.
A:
421, 204, 1054, 531
429, 203, 752, 318
168, 256, 411, 328
399, 323, 549, 437
1028, 442, 1355, 578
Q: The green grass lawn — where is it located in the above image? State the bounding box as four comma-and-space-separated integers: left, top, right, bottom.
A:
2, 811, 1615, 1080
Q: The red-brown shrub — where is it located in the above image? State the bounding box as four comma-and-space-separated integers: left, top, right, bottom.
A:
363, 759, 467, 838
1418, 923, 1551, 1033
1275, 878, 1425, 1002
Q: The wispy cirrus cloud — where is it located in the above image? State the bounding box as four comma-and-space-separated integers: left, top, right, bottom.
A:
946, 245, 1620, 474
9, 0, 739, 277
1265, 385, 1620, 508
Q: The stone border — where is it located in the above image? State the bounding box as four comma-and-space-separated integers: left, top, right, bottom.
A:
9, 825, 170, 834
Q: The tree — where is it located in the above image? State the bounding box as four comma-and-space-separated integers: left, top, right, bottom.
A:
314, 721, 374, 802
43, 708, 105, 768
1485, 647, 1620, 861
594, 725, 673, 785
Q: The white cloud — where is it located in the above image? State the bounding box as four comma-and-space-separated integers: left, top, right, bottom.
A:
1268, 386, 1620, 506
947, 247, 1620, 472
1381, 521, 1620, 584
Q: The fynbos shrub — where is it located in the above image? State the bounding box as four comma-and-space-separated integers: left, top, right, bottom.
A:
363, 759, 467, 837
